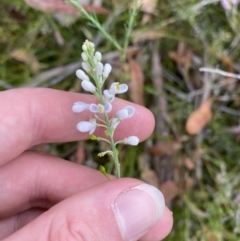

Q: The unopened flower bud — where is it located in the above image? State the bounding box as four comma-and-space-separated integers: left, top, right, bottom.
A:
81, 80, 96, 93
96, 62, 104, 75
82, 62, 90, 73
81, 52, 88, 61
103, 63, 112, 78
76, 69, 89, 81
94, 51, 102, 62
89, 42, 95, 49
82, 44, 87, 52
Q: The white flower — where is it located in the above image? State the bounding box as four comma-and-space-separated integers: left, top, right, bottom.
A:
111, 106, 135, 129
96, 62, 104, 75
89, 103, 112, 113
104, 82, 128, 98
103, 91, 115, 103
103, 89, 114, 99
77, 118, 96, 134
82, 62, 90, 73
103, 63, 112, 78
123, 136, 139, 146
116, 106, 135, 120
110, 82, 128, 94
72, 102, 89, 113
94, 51, 102, 62
76, 69, 90, 81
81, 52, 88, 61
81, 80, 96, 93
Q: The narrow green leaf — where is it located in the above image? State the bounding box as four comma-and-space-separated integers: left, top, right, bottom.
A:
99, 165, 110, 180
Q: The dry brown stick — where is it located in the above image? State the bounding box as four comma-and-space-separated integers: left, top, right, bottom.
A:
151, 42, 178, 138
150, 41, 174, 183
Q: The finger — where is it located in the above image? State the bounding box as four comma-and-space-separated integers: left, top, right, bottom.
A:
0, 151, 113, 219
140, 207, 173, 241
0, 208, 173, 241
0, 88, 155, 165
4, 179, 171, 241
0, 208, 46, 240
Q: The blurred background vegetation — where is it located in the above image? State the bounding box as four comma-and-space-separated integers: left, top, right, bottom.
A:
1, 0, 240, 240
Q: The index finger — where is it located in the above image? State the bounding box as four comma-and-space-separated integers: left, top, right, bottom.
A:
0, 88, 155, 165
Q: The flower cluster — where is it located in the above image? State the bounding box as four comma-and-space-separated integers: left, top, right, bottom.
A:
221, 0, 239, 10
72, 40, 139, 178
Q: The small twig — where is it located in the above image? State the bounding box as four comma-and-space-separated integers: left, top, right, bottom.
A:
200, 67, 240, 79
150, 41, 176, 183
187, 66, 240, 101
219, 106, 240, 117
225, 125, 240, 134
164, 84, 188, 100
24, 62, 81, 87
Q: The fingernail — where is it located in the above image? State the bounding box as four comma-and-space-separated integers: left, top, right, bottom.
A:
112, 184, 165, 241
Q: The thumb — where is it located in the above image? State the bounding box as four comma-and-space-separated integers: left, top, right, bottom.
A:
4, 178, 166, 241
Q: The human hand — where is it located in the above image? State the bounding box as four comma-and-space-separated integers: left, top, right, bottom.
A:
0, 88, 173, 241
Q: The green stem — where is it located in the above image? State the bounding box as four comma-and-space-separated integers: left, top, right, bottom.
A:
104, 113, 121, 178
97, 137, 111, 144
121, 0, 139, 61
94, 114, 106, 124
96, 123, 108, 128
69, 0, 122, 52
93, 74, 121, 178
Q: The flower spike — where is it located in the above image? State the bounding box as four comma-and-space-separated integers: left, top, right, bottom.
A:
72, 40, 139, 179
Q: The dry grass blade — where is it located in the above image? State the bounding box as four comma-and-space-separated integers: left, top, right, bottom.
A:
149, 141, 182, 157
23, 0, 109, 14
138, 155, 159, 187
138, 0, 156, 14
138, 0, 157, 24
132, 29, 165, 43
129, 58, 145, 105
10, 49, 40, 73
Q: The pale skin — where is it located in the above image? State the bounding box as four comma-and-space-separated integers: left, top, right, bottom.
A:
0, 88, 173, 241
